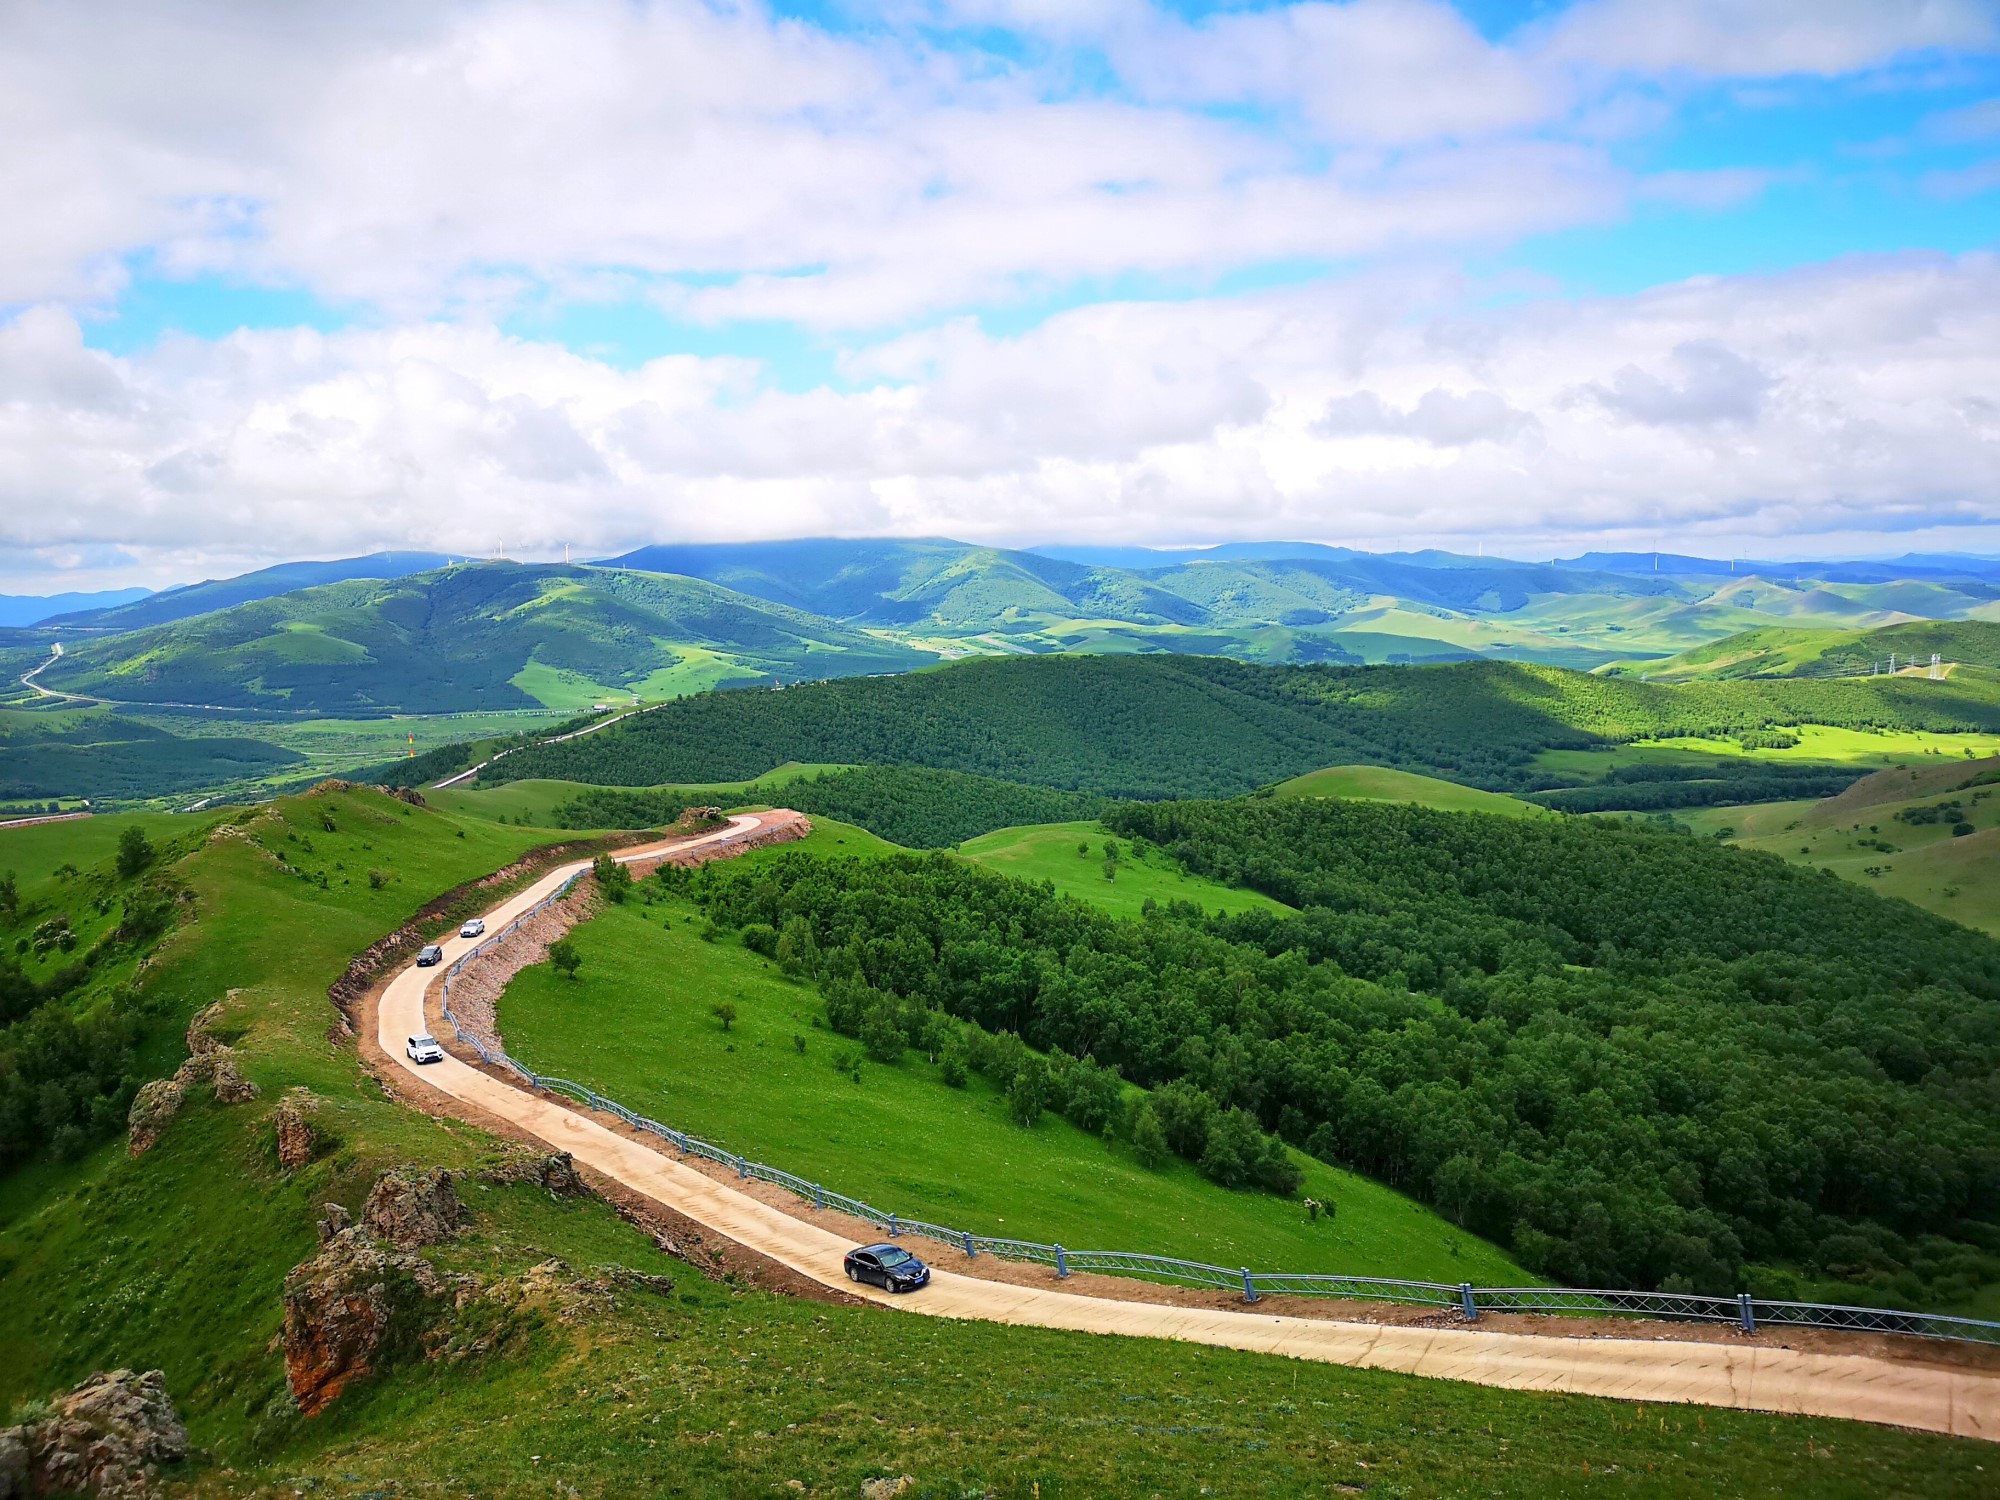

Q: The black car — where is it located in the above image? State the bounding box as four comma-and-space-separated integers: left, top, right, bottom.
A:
844, 1243, 931, 1293
416, 944, 444, 967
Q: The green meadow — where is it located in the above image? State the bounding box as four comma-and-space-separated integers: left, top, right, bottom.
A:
955, 819, 1292, 918
1268, 764, 1550, 818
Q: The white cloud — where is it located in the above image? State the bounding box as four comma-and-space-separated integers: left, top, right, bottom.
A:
6, 253, 1999, 575
1548, 0, 1997, 78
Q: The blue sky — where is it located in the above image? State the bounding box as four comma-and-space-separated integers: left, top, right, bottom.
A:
4, 0, 1999, 589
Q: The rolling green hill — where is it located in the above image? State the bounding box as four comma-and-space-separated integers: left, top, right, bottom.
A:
36, 562, 931, 714
468, 651, 2000, 799
956, 819, 1293, 916
1268, 764, 1549, 817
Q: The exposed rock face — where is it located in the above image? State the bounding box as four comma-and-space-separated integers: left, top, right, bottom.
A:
282, 1226, 447, 1417
363, 1166, 464, 1248
860, 1476, 916, 1500
273, 1088, 321, 1170
316, 1202, 352, 1245
0, 1369, 189, 1498
125, 1080, 184, 1158
480, 1148, 588, 1198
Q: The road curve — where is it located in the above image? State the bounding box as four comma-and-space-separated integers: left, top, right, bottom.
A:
376, 815, 1998, 1442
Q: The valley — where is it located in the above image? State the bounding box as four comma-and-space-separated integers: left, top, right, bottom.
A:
6, 547, 2000, 1493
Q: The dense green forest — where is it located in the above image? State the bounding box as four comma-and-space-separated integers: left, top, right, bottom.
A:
0, 707, 303, 800
555, 765, 1105, 848
677, 802, 2000, 1304
476, 654, 2000, 798
1530, 765, 1866, 813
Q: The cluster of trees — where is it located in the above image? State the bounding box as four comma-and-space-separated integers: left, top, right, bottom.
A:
487, 653, 2000, 800
691, 883, 1305, 1195
0, 831, 190, 1164
1530, 766, 1864, 813
669, 799, 2000, 1301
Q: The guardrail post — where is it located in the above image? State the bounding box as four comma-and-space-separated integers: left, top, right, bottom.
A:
963, 1231, 975, 1259
1056, 1246, 1069, 1279
889, 1214, 899, 1238
1738, 1293, 1756, 1334
812, 1183, 824, 1211
1459, 1283, 1478, 1321
736, 1155, 747, 1180
1241, 1268, 1258, 1303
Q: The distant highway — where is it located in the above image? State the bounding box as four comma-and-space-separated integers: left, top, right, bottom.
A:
372, 821, 1999, 1442
430, 700, 661, 789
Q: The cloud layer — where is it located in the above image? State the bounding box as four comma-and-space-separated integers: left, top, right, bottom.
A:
8, 253, 1997, 571
3, 0, 1997, 582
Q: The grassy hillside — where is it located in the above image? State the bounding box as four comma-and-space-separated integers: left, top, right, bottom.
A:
503, 893, 1510, 1282
37, 561, 930, 714
6, 794, 1977, 1493
1269, 764, 1548, 817
1620, 618, 2000, 683
1679, 757, 2000, 937
477, 651, 2000, 799
956, 820, 1292, 917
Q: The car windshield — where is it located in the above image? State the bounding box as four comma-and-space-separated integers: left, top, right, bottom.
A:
875, 1248, 914, 1268
413, 1036, 436, 1047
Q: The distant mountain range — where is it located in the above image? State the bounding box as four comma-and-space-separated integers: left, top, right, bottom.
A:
16, 538, 2000, 719
0, 587, 151, 628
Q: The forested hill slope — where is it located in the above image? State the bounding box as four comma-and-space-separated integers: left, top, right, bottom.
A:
474, 652, 2000, 798
37, 562, 929, 713
1093, 796, 2000, 1297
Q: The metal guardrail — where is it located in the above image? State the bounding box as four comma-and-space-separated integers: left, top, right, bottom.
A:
430, 861, 2000, 1349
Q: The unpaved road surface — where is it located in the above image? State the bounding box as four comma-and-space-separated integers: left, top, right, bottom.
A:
375, 812, 1999, 1441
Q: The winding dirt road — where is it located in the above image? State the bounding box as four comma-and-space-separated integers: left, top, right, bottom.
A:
375, 812, 1998, 1442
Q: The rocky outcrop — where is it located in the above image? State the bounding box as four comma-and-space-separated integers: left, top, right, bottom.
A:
0, 1369, 188, 1498
362, 1166, 464, 1248
125, 1080, 184, 1158
282, 1226, 448, 1417
272, 1088, 322, 1170
480, 1148, 588, 1198
860, 1476, 916, 1500
316, 1202, 352, 1245
161, 999, 259, 1106
185, 1002, 226, 1057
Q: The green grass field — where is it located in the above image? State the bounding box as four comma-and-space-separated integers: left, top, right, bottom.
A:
1269, 765, 1550, 818
0, 788, 1988, 1495
1536, 723, 2000, 784
0, 809, 215, 888
955, 820, 1292, 918
502, 895, 1514, 1283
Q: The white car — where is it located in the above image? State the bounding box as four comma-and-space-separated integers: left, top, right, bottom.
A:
406, 1034, 445, 1065
460, 918, 485, 938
